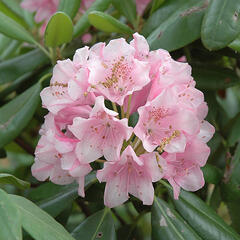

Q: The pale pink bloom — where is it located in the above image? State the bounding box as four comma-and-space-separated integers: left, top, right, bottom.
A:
136, 0, 151, 15
32, 113, 91, 196
162, 138, 210, 199
97, 146, 163, 208
134, 89, 199, 153
177, 56, 187, 63
147, 50, 194, 101
69, 96, 133, 163
81, 33, 92, 44
41, 50, 95, 114
88, 38, 150, 105
21, 0, 58, 23
198, 120, 215, 143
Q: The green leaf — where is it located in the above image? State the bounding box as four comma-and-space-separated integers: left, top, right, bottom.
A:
0, 173, 30, 189
44, 12, 73, 47
28, 172, 97, 217
58, 0, 81, 19
192, 66, 240, 90
167, 186, 240, 240
150, 0, 165, 15
74, 0, 111, 37
201, 0, 240, 50
146, 0, 208, 51
229, 34, 240, 52
0, 49, 48, 84
0, 83, 41, 149
0, 11, 35, 43
201, 164, 223, 184
112, 0, 136, 27
10, 195, 75, 240
0, 189, 22, 240
2, 0, 26, 18
0, 148, 6, 158
88, 11, 134, 34
226, 201, 240, 234
152, 197, 202, 240
71, 208, 117, 240
0, 1, 27, 27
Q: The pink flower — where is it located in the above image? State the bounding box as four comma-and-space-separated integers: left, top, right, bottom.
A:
40, 48, 95, 114
88, 38, 150, 105
97, 146, 163, 208
136, 0, 151, 15
81, 33, 92, 44
69, 96, 133, 163
21, 0, 58, 23
162, 137, 211, 199
134, 89, 199, 153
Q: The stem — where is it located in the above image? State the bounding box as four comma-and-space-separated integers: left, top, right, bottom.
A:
38, 72, 52, 84
132, 136, 139, 148
35, 42, 51, 59
112, 102, 119, 119
133, 138, 141, 150
126, 94, 132, 119
121, 105, 125, 119
15, 137, 34, 156
95, 159, 106, 163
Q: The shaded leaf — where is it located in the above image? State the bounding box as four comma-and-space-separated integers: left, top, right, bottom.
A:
201, 164, 223, 184
201, 0, 240, 50
88, 11, 134, 34
0, 173, 30, 189
10, 195, 75, 240
0, 11, 35, 43
0, 83, 41, 149
74, 0, 111, 37
45, 12, 73, 47
58, 0, 81, 19
152, 197, 202, 240
71, 208, 117, 240
0, 189, 22, 240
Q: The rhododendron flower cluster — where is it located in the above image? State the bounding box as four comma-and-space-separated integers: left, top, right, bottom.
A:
32, 33, 215, 208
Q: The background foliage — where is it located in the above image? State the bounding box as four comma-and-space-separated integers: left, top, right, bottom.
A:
0, 0, 240, 239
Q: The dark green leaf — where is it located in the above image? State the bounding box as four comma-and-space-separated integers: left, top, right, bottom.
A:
152, 197, 202, 240
44, 12, 73, 47
192, 66, 240, 90
74, 0, 111, 37
58, 0, 81, 19
0, 49, 48, 84
0, 173, 30, 189
129, 112, 139, 128
112, 0, 136, 26
227, 114, 240, 146
226, 201, 240, 234
0, 148, 6, 158
201, 164, 223, 184
0, 11, 35, 43
71, 208, 117, 240
201, 0, 240, 50
147, 0, 208, 51
0, 189, 22, 240
10, 195, 75, 240
88, 11, 134, 34
28, 172, 96, 217
168, 186, 240, 240
0, 83, 41, 149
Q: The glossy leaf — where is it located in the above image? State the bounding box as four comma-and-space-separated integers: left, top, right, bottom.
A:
147, 0, 208, 51
192, 66, 240, 90
0, 49, 48, 84
168, 187, 240, 240
74, 0, 111, 37
152, 197, 202, 240
201, 0, 240, 50
0, 11, 35, 43
201, 164, 223, 184
88, 11, 134, 34
0, 173, 30, 189
229, 35, 240, 52
28, 172, 96, 217
0, 83, 41, 149
58, 0, 81, 19
45, 12, 73, 47
0, 189, 22, 240
10, 195, 75, 240
112, 0, 136, 27
71, 208, 117, 240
